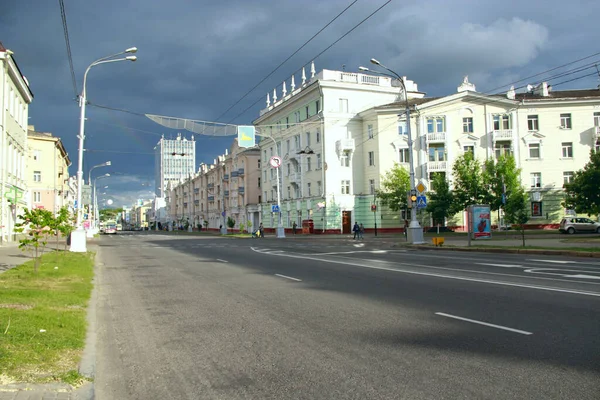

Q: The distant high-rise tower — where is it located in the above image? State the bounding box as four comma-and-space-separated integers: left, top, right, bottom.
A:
154, 133, 196, 197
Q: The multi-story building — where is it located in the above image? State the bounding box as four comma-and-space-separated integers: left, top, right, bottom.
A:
167, 139, 261, 231
154, 133, 196, 198
363, 77, 600, 230
26, 126, 71, 213
253, 62, 423, 233
1, 42, 34, 243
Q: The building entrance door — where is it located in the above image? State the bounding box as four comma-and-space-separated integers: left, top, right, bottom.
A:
342, 211, 352, 234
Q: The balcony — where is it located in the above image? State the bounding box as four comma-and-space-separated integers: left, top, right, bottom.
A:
224, 190, 230, 197
183, 202, 188, 208
224, 174, 229, 181
237, 168, 245, 176
208, 195, 215, 202
193, 188, 199, 194
231, 171, 239, 178
492, 129, 513, 141
207, 183, 214, 189
426, 132, 446, 143
427, 161, 447, 172
336, 138, 355, 153
238, 186, 245, 194
229, 207, 239, 214
194, 200, 199, 206
288, 172, 302, 185
287, 143, 302, 160
270, 174, 279, 187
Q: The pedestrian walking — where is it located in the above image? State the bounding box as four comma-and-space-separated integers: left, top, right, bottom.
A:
359, 223, 365, 240
353, 222, 360, 240
259, 222, 264, 238
292, 221, 297, 235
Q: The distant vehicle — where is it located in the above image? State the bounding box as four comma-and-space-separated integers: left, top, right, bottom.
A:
559, 217, 600, 234
104, 220, 117, 234
116, 223, 122, 231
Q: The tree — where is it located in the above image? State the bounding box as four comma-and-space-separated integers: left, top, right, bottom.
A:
451, 152, 486, 211
482, 155, 521, 218
226, 216, 236, 230
376, 163, 410, 211
563, 150, 600, 216
504, 187, 529, 247
425, 173, 453, 225
14, 208, 55, 272
53, 206, 74, 252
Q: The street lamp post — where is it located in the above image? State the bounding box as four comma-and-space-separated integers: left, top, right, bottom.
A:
87, 161, 111, 233
93, 174, 110, 230
70, 47, 137, 252
360, 59, 424, 244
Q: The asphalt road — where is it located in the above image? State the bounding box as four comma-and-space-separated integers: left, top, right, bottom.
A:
93, 232, 600, 399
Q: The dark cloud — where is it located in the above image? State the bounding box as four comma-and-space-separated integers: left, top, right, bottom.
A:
3, 0, 600, 206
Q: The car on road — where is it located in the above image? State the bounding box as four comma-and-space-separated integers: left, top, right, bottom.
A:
559, 217, 600, 234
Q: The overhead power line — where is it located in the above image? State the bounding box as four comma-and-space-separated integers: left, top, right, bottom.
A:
214, 0, 360, 122
58, 0, 78, 98
227, 0, 393, 124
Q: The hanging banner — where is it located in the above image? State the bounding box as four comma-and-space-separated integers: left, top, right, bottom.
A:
470, 204, 492, 239
237, 126, 256, 148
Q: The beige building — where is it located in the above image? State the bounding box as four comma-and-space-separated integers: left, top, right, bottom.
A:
167, 138, 261, 231
26, 126, 71, 213
1, 42, 34, 243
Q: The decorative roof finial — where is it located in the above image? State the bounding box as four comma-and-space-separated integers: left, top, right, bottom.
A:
302, 67, 307, 85
266, 93, 271, 107
291, 75, 296, 92
282, 81, 287, 97
273, 88, 277, 102
310, 61, 316, 78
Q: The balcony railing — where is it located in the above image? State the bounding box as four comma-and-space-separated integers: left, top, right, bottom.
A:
427, 161, 447, 172
426, 132, 446, 142
231, 171, 239, 178
288, 172, 302, 185
336, 138, 355, 152
224, 190, 229, 197
237, 168, 245, 176
229, 207, 239, 214
208, 195, 215, 201
224, 174, 229, 181
493, 129, 513, 141
238, 186, 245, 194
207, 183, 215, 189
194, 200, 199, 206
193, 188, 199, 194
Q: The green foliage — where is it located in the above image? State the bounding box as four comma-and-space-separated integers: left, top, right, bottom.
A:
563, 150, 600, 216
451, 152, 485, 211
239, 222, 246, 233
482, 155, 521, 212
99, 208, 122, 222
504, 187, 529, 247
376, 163, 410, 211
13, 208, 55, 272
226, 216, 236, 229
425, 173, 453, 224
52, 207, 74, 252
203, 220, 209, 229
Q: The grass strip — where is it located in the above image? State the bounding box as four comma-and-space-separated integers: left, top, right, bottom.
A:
0, 250, 94, 386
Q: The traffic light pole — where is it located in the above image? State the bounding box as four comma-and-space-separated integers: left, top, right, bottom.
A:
405, 105, 425, 244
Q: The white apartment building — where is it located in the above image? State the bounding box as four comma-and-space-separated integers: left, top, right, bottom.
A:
1, 42, 34, 243
253, 62, 424, 234
365, 77, 600, 230
154, 133, 196, 198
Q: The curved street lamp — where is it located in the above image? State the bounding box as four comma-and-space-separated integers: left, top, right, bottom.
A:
71, 47, 138, 252
359, 59, 424, 244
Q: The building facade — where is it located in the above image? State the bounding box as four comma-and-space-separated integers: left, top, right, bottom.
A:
26, 126, 71, 213
166, 139, 261, 231
253, 62, 423, 233
0, 42, 34, 243
154, 133, 196, 198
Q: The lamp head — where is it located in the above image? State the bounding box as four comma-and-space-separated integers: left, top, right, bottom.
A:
105, 161, 112, 166
126, 56, 137, 62
358, 66, 370, 72
125, 47, 138, 54
370, 58, 381, 66
104, 173, 110, 177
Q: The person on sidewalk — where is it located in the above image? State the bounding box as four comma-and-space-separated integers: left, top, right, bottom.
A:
359, 223, 365, 240
353, 222, 360, 240
258, 222, 264, 238
292, 221, 297, 235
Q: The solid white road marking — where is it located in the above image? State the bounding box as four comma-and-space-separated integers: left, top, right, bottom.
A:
275, 274, 302, 282
477, 263, 523, 268
564, 274, 600, 280
527, 259, 572, 264
250, 248, 600, 297
216, 259, 228, 263
435, 312, 533, 335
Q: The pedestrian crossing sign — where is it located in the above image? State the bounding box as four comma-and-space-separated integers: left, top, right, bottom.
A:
417, 195, 427, 209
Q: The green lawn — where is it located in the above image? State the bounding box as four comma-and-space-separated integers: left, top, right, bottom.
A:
0, 251, 94, 385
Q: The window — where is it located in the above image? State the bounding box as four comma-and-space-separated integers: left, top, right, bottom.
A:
316, 100, 320, 113
287, 186, 291, 199
295, 111, 300, 123
368, 124, 374, 139
263, 150, 267, 162
286, 117, 290, 129
560, 113, 572, 129
339, 98, 348, 113
33, 171, 41, 182
527, 115, 539, 131
369, 179, 375, 195
530, 172, 541, 188
462, 117, 473, 133
495, 143, 512, 158
341, 180, 351, 194
531, 201, 543, 217
258, 177, 261, 188
561, 142, 573, 158
428, 145, 446, 162
33, 150, 40, 161
307, 157, 312, 171
317, 154, 322, 169
594, 112, 600, 126
427, 117, 445, 133
305, 106, 309, 118
305, 131, 311, 146
33, 191, 41, 203
316, 130, 321, 143
528, 143, 540, 159
563, 171, 574, 186
596, 140, 600, 153
341, 155, 349, 167
493, 115, 511, 130
258, 159, 261, 168
399, 148, 410, 163
368, 151, 375, 166
317, 181, 322, 195
270, 190, 274, 201
307, 183, 312, 196
398, 121, 407, 135
295, 186, 301, 198
463, 145, 474, 155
